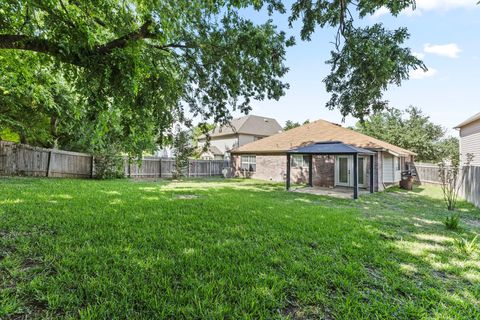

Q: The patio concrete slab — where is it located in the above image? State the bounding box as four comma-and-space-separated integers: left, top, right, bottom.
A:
292, 186, 370, 199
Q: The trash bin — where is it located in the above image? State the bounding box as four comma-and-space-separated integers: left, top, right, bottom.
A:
400, 171, 414, 190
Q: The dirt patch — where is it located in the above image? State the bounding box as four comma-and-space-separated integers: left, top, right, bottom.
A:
282, 303, 332, 320
174, 194, 200, 199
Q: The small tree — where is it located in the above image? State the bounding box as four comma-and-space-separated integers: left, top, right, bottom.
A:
439, 153, 474, 211
172, 128, 194, 179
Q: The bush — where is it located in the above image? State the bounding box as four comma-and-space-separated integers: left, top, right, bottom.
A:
454, 235, 478, 256
93, 154, 125, 179
444, 213, 460, 231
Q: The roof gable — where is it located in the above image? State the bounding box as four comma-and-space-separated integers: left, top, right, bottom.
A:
455, 112, 480, 128
231, 119, 416, 156
202, 115, 282, 138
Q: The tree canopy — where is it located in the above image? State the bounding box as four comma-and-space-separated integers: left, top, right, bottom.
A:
1, 1, 424, 156
355, 106, 459, 162
283, 119, 310, 131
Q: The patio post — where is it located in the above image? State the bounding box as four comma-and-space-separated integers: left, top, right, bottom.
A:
369, 154, 374, 193
308, 154, 313, 187
286, 153, 291, 190
353, 153, 358, 199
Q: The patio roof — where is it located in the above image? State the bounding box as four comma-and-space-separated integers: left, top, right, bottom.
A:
285, 141, 375, 199
287, 141, 376, 155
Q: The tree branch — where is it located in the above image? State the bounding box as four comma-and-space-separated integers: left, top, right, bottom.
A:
95, 20, 156, 54
0, 20, 167, 66
0, 34, 62, 56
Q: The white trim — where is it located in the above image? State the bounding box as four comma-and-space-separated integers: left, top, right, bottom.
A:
358, 156, 367, 188
335, 155, 367, 187
335, 155, 351, 187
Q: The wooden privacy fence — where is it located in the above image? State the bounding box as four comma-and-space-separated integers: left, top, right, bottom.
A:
462, 166, 480, 208
413, 162, 480, 208
0, 141, 230, 179
412, 162, 442, 184
124, 157, 230, 178
0, 141, 93, 178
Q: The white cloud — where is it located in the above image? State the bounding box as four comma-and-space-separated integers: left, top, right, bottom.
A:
413, 52, 426, 59
424, 43, 461, 58
410, 67, 438, 79
371, 7, 390, 18
415, 0, 477, 12
371, 0, 477, 17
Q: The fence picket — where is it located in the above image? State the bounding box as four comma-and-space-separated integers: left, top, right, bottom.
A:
0, 141, 230, 179
413, 162, 480, 208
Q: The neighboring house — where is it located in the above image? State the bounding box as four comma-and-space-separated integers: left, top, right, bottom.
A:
455, 112, 480, 166
230, 119, 416, 191
155, 146, 175, 158
197, 115, 282, 160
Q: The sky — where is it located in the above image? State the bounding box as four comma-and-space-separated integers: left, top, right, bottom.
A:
227, 0, 480, 136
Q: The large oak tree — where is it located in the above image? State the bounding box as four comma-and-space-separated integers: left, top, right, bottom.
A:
0, 0, 424, 156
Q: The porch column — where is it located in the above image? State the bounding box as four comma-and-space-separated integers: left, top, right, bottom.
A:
353, 153, 358, 199
369, 154, 374, 193
286, 153, 291, 191
308, 154, 313, 187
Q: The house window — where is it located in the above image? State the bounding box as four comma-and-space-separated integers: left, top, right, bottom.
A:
254, 136, 264, 141
291, 155, 310, 168
396, 157, 401, 170
241, 155, 256, 172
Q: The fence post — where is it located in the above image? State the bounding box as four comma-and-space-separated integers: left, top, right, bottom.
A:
158, 157, 162, 178
90, 156, 94, 178
46, 150, 53, 177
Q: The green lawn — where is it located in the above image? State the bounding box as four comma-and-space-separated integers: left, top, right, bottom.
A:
1, 178, 479, 319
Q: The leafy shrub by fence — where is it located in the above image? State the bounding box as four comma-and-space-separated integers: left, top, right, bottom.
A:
413, 162, 480, 208
0, 141, 229, 179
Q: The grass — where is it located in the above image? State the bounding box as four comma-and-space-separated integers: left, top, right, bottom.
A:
1, 177, 479, 319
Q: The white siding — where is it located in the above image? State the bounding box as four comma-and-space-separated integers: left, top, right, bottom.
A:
198, 135, 239, 155
394, 157, 402, 182
382, 153, 402, 184
382, 153, 394, 183
238, 134, 257, 146
198, 134, 266, 157
459, 118, 480, 166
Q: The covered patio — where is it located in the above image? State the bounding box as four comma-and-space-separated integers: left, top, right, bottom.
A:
286, 141, 376, 199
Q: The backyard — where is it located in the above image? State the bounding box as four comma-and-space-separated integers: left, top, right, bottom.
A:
1, 177, 479, 319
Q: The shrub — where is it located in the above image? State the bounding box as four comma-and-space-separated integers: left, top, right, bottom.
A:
93, 154, 125, 179
438, 153, 474, 211
444, 213, 460, 231
454, 235, 478, 256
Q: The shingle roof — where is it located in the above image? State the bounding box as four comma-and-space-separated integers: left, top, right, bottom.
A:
288, 141, 376, 155
455, 112, 480, 128
231, 119, 416, 156
207, 146, 223, 156
199, 115, 282, 139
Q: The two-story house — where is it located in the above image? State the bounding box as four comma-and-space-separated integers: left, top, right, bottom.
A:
455, 112, 480, 166
197, 115, 282, 160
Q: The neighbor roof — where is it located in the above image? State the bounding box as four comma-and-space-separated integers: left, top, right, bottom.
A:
199, 115, 282, 139
206, 146, 223, 156
231, 119, 416, 156
288, 141, 375, 155
454, 112, 480, 128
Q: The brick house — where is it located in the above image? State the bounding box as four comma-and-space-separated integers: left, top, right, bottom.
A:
230, 119, 416, 191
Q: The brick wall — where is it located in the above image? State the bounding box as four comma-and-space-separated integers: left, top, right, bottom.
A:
232, 154, 335, 186
366, 153, 380, 192
232, 153, 382, 191
232, 154, 286, 182
312, 155, 335, 187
